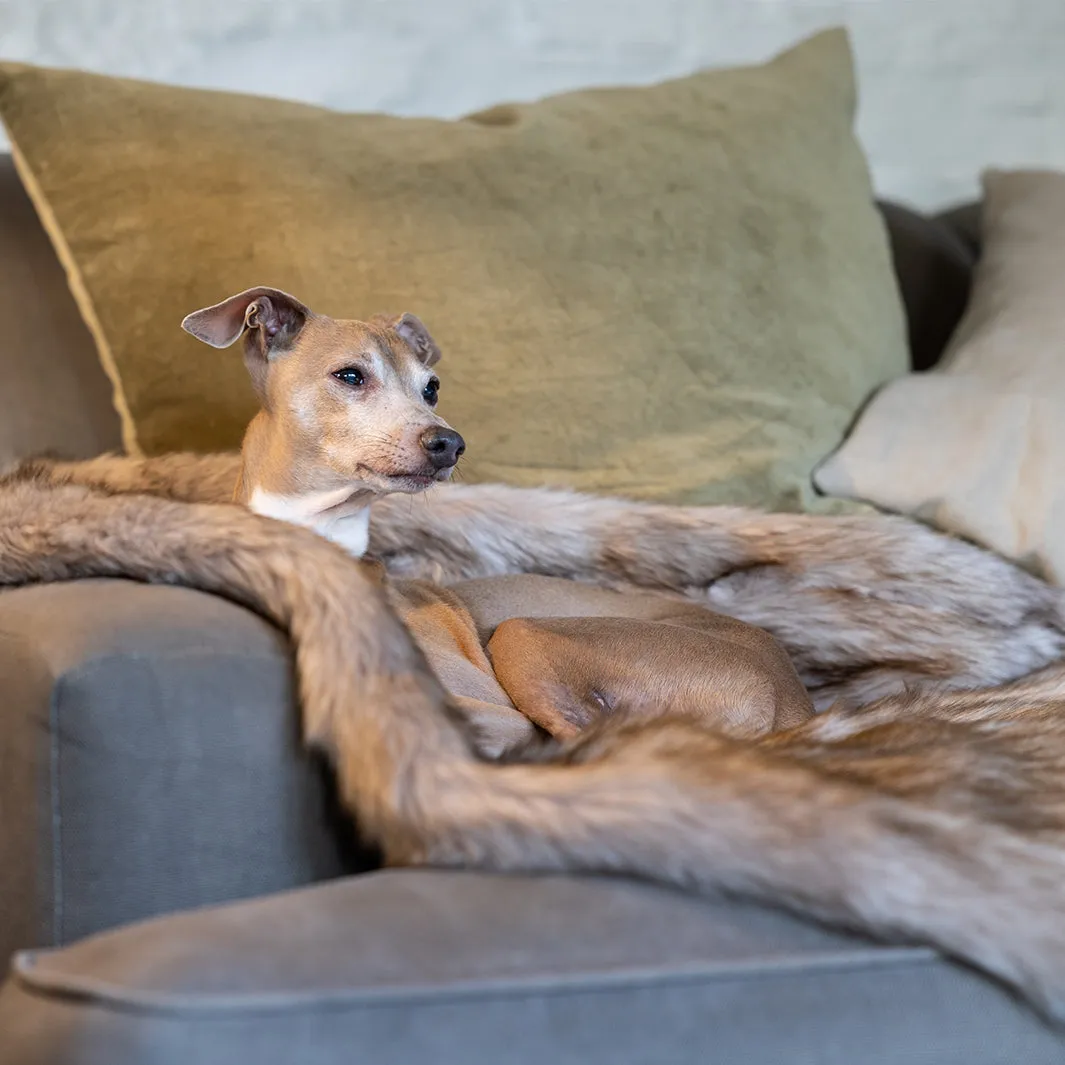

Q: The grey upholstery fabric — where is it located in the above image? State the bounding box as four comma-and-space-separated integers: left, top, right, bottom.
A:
0, 155, 122, 463
2, 870, 1062, 1065
0, 579, 372, 963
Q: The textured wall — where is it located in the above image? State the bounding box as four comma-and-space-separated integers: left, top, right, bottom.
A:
2, 0, 1063, 209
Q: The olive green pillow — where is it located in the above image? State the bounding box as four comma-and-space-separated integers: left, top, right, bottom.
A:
0, 29, 906, 509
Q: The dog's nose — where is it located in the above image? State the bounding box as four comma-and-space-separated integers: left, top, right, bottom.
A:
420, 427, 466, 469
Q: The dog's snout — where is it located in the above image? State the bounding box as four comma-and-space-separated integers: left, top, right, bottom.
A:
420, 427, 466, 469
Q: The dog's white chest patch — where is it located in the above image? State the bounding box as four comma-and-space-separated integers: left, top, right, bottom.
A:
248, 487, 372, 558
318, 507, 372, 558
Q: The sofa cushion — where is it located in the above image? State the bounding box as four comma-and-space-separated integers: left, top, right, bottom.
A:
2, 869, 1062, 1065
0, 29, 909, 512
0, 579, 371, 962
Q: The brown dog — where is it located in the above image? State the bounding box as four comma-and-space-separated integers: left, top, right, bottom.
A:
181, 286, 813, 752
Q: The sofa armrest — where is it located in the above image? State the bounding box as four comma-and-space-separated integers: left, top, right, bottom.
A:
0, 579, 367, 961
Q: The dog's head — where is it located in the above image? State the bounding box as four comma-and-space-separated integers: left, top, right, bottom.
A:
182, 287, 463, 498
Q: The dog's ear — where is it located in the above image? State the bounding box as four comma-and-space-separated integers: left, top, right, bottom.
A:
182, 287, 310, 350
182, 287, 311, 398
392, 312, 441, 367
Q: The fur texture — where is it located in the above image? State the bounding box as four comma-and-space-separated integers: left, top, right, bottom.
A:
6, 456, 1065, 1021
20, 453, 1065, 706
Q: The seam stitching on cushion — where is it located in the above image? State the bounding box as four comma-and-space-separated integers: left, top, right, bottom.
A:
49, 669, 64, 945
6, 135, 141, 457
62, 649, 285, 667
0, 627, 64, 948
8, 946, 940, 1018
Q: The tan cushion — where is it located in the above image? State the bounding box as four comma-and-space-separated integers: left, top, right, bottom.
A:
0, 29, 907, 510
815, 169, 1065, 580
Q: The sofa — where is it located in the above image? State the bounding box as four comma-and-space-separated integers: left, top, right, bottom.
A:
2, 147, 1063, 1064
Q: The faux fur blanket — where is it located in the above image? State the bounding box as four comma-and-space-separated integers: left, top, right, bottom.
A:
4, 454, 1065, 1023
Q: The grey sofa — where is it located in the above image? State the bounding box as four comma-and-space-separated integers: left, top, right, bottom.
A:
2, 152, 1062, 1063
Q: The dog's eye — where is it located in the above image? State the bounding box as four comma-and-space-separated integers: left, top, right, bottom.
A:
332, 367, 365, 388
423, 377, 440, 407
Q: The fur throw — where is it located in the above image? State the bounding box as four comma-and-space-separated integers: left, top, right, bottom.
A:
4, 454, 1065, 1023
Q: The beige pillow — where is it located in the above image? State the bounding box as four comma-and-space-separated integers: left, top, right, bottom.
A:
815, 169, 1065, 580
0, 29, 907, 511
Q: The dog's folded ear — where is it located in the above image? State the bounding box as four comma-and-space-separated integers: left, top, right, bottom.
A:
392, 312, 442, 367
182, 287, 312, 398
181, 287, 310, 352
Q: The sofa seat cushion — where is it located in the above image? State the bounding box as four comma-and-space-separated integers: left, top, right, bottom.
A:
2, 869, 1062, 1065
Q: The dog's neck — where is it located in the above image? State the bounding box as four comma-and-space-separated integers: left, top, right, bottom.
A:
247, 485, 374, 558
236, 411, 376, 558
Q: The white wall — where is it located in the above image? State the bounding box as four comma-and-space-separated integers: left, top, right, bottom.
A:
3, 0, 1063, 209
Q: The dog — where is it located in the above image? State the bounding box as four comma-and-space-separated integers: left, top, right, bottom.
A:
7, 292, 1065, 1020
179, 286, 813, 753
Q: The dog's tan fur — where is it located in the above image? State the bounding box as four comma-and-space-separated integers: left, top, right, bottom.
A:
7, 291, 1065, 1020
451, 575, 814, 740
